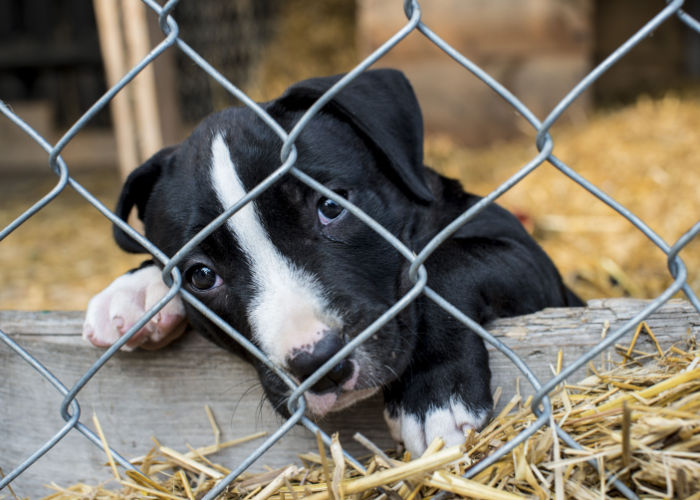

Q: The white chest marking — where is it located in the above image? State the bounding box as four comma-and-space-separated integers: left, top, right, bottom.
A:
209, 133, 340, 365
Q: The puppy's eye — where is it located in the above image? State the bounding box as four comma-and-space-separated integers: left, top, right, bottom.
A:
186, 264, 222, 291
317, 191, 347, 225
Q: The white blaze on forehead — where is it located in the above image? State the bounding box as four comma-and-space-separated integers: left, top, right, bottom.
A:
209, 133, 339, 364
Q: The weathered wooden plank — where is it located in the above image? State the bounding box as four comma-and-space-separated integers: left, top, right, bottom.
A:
1, 299, 698, 497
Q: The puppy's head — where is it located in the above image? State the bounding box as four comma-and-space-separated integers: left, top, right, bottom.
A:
114, 69, 435, 416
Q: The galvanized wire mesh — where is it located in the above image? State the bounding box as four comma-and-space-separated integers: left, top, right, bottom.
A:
1, 1, 699, 498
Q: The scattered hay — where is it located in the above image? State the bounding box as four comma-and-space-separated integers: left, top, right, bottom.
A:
425, 91, 700, 301
43, 326, 699, 499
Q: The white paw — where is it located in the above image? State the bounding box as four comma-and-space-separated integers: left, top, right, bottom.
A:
384, 398, 489, 456
83, 265, 187, 351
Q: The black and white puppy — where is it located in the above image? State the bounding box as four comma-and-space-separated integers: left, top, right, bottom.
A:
84, 69, 582, 455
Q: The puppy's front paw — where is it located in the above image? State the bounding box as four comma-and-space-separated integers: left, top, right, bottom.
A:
384, 398, 489, 456
83, 264, 186, 351
383, 353, 492, 456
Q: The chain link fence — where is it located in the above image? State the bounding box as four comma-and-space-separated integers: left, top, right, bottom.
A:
1, 1, 699, 498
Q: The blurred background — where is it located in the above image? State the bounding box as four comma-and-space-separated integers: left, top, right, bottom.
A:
1, 0, 699, 310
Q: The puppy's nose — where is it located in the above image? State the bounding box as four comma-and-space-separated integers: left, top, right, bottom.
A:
287, 333, 353, 393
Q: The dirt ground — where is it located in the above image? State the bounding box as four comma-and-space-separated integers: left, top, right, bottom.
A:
1, 92, 699, 311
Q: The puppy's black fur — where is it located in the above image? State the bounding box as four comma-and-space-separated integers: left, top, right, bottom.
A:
113, 69, 582, 440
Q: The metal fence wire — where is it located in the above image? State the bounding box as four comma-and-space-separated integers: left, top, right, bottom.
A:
2, 1, 700, 498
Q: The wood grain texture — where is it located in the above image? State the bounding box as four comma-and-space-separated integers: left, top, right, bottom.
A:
1, 299, 698, 496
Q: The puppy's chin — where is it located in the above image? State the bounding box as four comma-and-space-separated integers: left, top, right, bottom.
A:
296, 359, 381, 417
304, 386, 380, 417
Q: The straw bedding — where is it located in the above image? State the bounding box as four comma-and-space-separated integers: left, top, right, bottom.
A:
424, 92, 700, 302
35, 324, 698, 499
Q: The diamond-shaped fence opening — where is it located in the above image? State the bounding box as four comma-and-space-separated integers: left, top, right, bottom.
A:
1, 1, 699, 498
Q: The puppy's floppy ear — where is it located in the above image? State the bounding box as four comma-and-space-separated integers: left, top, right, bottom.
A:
276, 69, 434, 203
113, 146, 176, 253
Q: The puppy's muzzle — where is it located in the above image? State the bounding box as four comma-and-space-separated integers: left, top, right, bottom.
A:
287, 332, 353, 393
